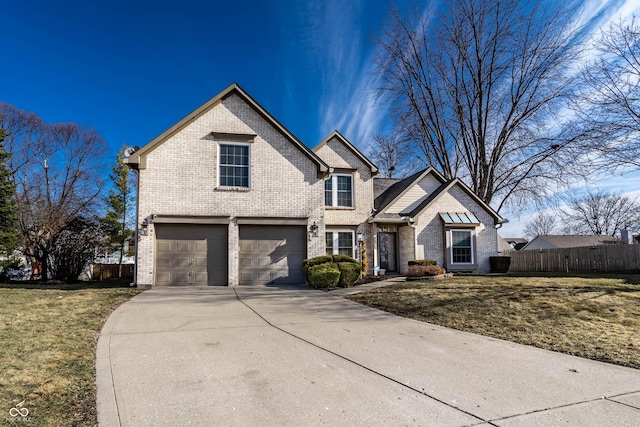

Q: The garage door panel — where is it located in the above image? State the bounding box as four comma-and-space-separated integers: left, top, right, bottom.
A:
157, 241, 173, 252
258, 241, 275, 252
176, 255, 190, 268
156, 272, 171, 286
194, 272, 207, 283
238, 225, 306, 285
258, 256, 271, 267
156, 256, 172, 268
239, 241, 253, 252
155, 224, 228, 286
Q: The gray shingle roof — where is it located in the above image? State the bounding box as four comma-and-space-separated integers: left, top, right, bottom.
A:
373, 178, 400, 200
373, 169, 435, 212
526, 235, 617, 249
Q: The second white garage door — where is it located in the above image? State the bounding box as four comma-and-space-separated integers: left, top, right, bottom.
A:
238, 225, 306, 285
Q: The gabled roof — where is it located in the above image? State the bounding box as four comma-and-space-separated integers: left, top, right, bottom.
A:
408, 177, 506, 223
522, 234, 617, 250
372, 168, 506, 225
124, 83, 329, 173
312, 130, 378, 174
374, 167, 446, 212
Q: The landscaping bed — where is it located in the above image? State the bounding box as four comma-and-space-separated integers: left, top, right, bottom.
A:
0, 280, 141, 426
346, 274, 640, 369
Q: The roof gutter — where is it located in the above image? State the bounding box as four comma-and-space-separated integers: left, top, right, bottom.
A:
368, 216, 413, 224
495, 218, 509, 229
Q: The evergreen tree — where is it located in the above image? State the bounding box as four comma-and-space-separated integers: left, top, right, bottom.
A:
0, 129, 20, 254
101, 145, 135, 277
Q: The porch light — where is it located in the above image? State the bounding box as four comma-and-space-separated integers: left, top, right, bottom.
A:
357, 232, 364, 242
309, 222, 319, 238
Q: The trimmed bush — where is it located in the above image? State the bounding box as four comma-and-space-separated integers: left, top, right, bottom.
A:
407, 265, 446, 277
337, 262, 361, 287
303, 254, 361, 288
408, 259, 437, 266
308, 263, 340, 288
331, 254, 358, 263
303, 255, 333, 268
303, 255, 333, 282
490, 256, 511, 273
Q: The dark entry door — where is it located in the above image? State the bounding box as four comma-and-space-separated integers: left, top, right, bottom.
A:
378, 232, 397, 272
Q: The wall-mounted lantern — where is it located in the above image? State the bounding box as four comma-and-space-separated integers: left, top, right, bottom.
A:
309, 221, 319, 240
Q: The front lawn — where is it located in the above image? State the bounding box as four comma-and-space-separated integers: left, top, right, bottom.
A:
0, 280, 141, 426
347, 275, 640, 369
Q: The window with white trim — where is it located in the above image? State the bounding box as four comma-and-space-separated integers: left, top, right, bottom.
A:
324, 174, 353, 207
218, 143, 250, 188
325, 231, 354, 257
450, 229, 474, 264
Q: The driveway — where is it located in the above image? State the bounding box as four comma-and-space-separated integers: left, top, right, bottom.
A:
97, 283, 640, 426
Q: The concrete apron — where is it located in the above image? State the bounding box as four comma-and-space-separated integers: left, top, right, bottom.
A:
97, 285, 640, 426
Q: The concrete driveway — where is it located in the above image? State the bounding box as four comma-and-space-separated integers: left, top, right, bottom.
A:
97, 282, 640, 426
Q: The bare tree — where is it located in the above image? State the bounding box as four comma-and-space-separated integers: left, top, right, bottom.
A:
524, 211, 559, 239
574, 16, 640, 169
0, 103, 107, 280
368, 133, 417, 178
561, 189, 640, 236
376, 0, 588, 211
48, 216, 104, 283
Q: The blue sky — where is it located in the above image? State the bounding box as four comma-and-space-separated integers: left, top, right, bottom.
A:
1, 0, 387, 153
2, 0, 640, 236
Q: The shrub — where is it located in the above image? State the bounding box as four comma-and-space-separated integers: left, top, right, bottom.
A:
337, 262, 361, 287
0, 257, 21, 281
408, 259, 437, 266
490, 256, 511, 273
303, 255, 333, 268
303, 255, 361, 288
308, 263, 340, 288
303, 255, 333, 282
407, 265, 446, 277
331, 254, 358, 263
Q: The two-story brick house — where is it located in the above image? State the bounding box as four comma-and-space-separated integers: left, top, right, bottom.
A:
125, 83, 506, 287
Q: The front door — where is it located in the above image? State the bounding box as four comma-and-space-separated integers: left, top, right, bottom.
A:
378, 232, 397, 273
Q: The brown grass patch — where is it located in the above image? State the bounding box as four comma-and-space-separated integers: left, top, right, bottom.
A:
347, 275, 640, 369
0, 281, 141, 426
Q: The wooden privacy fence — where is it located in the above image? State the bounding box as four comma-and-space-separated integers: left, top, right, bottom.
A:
507, 245, 640, 273
91, 264, 135, 280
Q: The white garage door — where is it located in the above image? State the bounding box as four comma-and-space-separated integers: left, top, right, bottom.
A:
238, 225, 306, 285
155, 224, 228, 286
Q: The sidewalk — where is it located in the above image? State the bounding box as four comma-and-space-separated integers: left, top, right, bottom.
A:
97, 284, 640, 426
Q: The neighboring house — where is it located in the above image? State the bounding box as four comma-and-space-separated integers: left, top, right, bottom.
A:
522, 235, 618, 250
125, 83, 506, 287
498, 237, 528, 253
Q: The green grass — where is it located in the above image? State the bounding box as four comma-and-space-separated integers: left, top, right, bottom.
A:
0, 280, 141, 426
347, 274, 640, 369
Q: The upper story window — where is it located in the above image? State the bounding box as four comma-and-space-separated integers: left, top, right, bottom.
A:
219, 143, 250, 188
325, 174, 353, 207
451, 229, 474, 264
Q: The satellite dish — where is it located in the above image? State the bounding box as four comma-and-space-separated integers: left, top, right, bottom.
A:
123, 146, 140, 158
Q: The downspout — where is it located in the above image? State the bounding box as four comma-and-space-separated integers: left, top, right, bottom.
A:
131, 168, 140, 287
